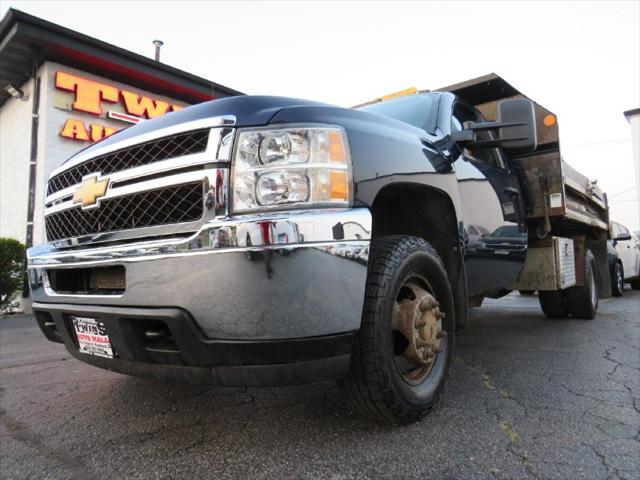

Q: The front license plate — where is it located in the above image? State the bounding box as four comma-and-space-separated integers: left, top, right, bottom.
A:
71, 316, 114, 359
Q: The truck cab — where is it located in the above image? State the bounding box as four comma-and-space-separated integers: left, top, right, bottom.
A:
360, 91, 529, 296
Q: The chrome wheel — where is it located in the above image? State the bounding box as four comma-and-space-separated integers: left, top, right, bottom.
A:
391, 276, 447, 384
615, 263, 624, 293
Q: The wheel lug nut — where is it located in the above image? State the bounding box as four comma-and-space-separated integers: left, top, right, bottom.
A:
419, 298, 432, 312
416, 319, 426, 328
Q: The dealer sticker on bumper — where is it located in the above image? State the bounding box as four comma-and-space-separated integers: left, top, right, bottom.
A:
71, 316, 113, 359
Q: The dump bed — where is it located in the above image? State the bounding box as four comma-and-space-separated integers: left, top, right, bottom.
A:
438, 74, 609, 232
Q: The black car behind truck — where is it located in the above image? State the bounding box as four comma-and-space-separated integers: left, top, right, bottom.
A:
28, 74, 610, 423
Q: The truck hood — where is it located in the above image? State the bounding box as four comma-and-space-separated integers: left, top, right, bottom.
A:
64, 95, 329, 164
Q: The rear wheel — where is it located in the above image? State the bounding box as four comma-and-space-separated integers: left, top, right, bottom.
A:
539, 250, 599, 319
611, 262, 624, 297
565, 249, 598, 319
342, 235, 455, 424
539, 291, 569, 318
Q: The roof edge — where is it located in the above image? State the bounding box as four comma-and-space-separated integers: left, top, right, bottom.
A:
0, 8, 243, 97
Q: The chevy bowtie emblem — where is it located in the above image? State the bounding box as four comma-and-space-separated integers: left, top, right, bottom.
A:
73, 175, 110, 208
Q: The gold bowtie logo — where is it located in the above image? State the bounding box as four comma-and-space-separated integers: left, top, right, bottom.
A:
73, 175, 110, 208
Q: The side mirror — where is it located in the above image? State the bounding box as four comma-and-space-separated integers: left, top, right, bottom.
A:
451, 98, 538, 154
615, 233, 632, 241
496, 98, 537, 153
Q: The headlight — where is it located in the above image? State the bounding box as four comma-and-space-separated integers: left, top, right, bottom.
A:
232, 126, 351, 213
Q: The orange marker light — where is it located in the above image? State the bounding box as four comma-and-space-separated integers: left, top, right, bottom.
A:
543, 114, 556, 127
328, 131, 346, 163
330, 170, 348, 201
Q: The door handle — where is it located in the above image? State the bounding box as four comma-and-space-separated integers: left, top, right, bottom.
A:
503, 186, 520, 196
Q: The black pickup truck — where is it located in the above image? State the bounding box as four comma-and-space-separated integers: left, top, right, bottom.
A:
28, 74, 610, 423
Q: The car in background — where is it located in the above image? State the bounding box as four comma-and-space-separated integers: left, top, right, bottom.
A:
608, 242, 624, 296
466, 224, 490, 254
609, 221, 640, 295
477, 225, 528, 260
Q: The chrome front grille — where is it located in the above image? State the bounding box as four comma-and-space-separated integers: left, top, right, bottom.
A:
47, 129, 210, 196
43, 116, 236, 245
45, 182, 204, 242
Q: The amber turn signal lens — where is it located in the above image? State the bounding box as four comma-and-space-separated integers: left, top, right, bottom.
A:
330, 170, 348, 201
543, 114, 556, 127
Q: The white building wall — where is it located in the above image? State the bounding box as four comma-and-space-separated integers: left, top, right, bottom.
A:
0, 78, 34, 242
626, 111, 640, 230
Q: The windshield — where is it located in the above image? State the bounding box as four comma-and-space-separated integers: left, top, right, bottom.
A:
491, 226, 520, 237
357, 93, 438, 131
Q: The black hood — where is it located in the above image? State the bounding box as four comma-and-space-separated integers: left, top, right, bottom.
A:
65, 95, 330, 164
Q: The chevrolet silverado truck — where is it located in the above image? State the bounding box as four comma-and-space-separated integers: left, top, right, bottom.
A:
28, 74, 610, 423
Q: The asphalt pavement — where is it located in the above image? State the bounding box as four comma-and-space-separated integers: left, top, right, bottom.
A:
1, 291, 638, 480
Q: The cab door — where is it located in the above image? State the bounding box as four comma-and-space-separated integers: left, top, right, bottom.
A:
449, 101, 528, 295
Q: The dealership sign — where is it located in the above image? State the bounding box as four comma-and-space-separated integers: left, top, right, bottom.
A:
55, 71, 184, 142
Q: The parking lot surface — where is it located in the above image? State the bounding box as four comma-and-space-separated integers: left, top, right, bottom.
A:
1, 291, 638, 480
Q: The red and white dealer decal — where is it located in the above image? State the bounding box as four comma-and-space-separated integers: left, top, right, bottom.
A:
71, 316, 114, 359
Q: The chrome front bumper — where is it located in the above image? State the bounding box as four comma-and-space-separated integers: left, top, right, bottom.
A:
28, 208, 371, 340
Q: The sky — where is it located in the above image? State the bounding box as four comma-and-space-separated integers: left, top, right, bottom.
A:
2, 0, 639, 229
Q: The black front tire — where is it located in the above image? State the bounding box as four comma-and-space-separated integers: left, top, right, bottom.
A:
342, 235, 455, 424
611, 262, 624, 297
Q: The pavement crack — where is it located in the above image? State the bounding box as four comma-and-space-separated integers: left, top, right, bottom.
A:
455, 356, 540, 480
0, 408, 98, 480
589, 443, 623, 480
0, 357, 70, 370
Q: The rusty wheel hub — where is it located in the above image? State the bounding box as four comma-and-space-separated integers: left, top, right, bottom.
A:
391, 280, 447, 383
